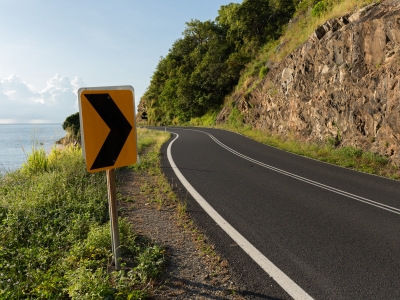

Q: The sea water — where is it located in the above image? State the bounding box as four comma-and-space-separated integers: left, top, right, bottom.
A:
0, 124, 66, 173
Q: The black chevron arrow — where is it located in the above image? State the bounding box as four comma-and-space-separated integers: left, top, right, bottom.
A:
84, 93, 132, 170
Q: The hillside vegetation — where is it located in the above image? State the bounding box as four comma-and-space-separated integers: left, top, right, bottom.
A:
0, 137, 166, 298
140, 0, 297, 124
139, 0, 377, 125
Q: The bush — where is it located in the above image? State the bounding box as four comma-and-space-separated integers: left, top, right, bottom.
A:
312, 1, 328, 17
227, 106, 244, 128
62, 112, 81, 142
21, 145, 49, 174
259, 66, 269, 79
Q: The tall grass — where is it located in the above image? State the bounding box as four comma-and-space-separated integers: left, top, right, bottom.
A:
0, 143, 165, 299
218, 123, 400, 180
130, 129, 177, 210
133, 128, 171, 175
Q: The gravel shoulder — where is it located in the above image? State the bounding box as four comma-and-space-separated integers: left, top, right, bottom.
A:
117, 167, 247, 299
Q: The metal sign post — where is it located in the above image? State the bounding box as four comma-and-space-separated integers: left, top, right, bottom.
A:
106, 168, 121, 270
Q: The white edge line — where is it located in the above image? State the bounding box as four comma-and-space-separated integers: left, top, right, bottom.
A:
167, 132, 314, 300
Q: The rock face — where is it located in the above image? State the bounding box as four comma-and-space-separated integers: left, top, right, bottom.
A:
218, 0, 400, 165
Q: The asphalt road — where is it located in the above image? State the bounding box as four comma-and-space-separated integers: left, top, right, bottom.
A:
151, 126, 400, 299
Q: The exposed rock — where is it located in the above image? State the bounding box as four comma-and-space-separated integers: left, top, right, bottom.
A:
218, 0, 400, 165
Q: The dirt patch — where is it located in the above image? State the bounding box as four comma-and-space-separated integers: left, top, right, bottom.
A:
117, 167, 246, 299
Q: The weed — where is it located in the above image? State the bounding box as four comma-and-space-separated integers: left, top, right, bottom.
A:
259, 66, 269, 79
177, 200, 187, 219
21, 144, 49, 174
190, 111, 218, 127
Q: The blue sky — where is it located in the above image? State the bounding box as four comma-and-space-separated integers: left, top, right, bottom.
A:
0, 0, 239, 123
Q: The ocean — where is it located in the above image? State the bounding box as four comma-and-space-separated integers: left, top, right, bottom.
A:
0, 124, 66, 173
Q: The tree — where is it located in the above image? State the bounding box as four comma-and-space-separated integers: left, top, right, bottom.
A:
62, 112, 81, 142
140, 0, 298, 125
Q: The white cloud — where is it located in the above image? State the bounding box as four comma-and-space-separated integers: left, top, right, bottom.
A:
0, 74, 85, 123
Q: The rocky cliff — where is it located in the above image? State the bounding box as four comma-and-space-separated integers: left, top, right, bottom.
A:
218, 0, 400, 165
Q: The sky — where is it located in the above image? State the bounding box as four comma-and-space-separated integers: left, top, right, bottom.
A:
0, 0, 239, 124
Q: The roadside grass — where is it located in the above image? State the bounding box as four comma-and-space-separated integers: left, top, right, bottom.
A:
130, 128, 224, 276
217, 123, 400, 180
0, 142, 165, 299
189, 111, 218, 127
130, 128, 177, 210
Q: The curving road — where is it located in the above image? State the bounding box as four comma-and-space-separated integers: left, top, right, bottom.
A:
151, 126, 400, 299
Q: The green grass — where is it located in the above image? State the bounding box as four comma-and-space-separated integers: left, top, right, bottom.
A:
189, 111, 219, 127
0, 142, 165, 299
218, 123, 399, 180
130, 128, 177, 210
133, 128, 171, 176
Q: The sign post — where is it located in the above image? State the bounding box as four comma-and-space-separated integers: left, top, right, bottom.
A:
106, 169, 121, 269
78, 86, 138, 270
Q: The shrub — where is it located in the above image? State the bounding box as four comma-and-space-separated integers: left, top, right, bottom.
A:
62, 112, 81, 142
312, 1, 328, 17
259, 66, 269, 79
21, 145, 49, 174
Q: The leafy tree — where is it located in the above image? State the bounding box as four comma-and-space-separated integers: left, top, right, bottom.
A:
62, 112, 81, 142
140, 0, 299, 125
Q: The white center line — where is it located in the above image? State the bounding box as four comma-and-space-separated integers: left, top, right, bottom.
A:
186, 128, 400, 216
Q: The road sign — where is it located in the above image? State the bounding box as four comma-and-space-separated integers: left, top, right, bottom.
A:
78, 86, 138, 173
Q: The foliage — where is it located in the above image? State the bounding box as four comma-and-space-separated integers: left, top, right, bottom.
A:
189, 110, 218, 127
21, 145, 49, 174
140, 0, 382, 127
259, 66, 269, 78
226, 106, 244, 128
62, 112, 81, 142
0, 143, 165, 299
141, 0, 298, 125
312, 1, 329, 17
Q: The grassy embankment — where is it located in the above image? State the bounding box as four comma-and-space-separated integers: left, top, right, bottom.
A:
183, 113, 400, 180
185, 0, 399, 180
130, 127, 223, 266
0, 130, 170, 299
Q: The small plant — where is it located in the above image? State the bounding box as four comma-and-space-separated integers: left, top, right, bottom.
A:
177, 200, 187, 219
259, 66, 269, 79
21, 145, 49, 174
226, 106, 244, 128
